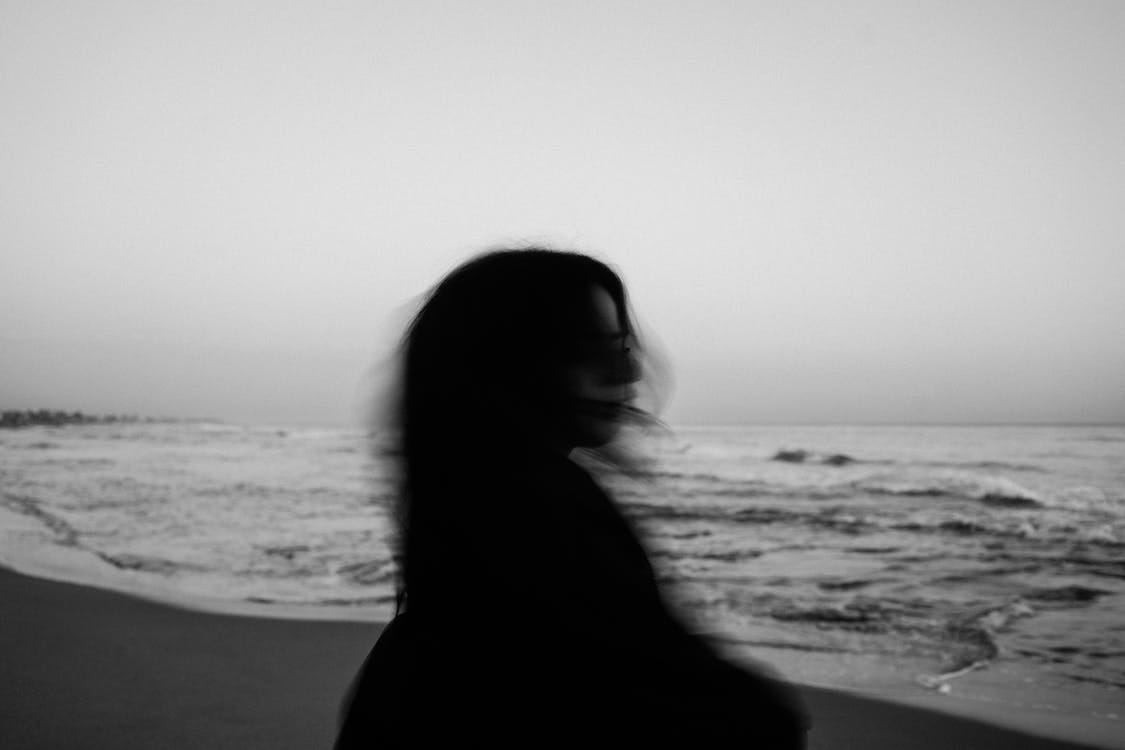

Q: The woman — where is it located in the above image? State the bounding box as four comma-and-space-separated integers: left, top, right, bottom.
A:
336, 248, 808, 747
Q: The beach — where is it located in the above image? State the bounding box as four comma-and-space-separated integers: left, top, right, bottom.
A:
2, 422, 1124, 748
2, 565, 1119, 750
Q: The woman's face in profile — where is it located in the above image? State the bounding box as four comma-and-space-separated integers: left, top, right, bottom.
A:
555, 285, 639, 449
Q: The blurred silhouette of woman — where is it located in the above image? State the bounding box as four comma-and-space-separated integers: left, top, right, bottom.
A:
335, 248, 808, 748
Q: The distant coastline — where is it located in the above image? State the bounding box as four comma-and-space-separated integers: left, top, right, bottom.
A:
0, 409, 171, 429
4, 408, 1122, 431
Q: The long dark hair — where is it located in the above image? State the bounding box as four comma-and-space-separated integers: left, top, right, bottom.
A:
382, 247, 663, 614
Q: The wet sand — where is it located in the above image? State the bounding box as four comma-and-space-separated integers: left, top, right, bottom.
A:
0, 566, 1116, 749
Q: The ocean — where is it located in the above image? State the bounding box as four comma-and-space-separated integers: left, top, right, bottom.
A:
2, 421, 1122, 715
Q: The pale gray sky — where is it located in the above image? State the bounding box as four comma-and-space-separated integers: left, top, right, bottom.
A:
3, 0, 1123, 425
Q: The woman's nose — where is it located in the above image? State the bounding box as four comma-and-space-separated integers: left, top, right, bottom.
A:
606, 347, 640, 386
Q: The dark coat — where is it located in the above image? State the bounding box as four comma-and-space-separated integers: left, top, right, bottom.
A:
335, 453, 809, 747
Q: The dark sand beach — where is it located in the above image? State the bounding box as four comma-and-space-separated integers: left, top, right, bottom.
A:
1, 565, 1117, 749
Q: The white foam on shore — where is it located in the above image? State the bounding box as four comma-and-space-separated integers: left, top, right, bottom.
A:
730, 641, 1125, 750
0, 505, 389, 623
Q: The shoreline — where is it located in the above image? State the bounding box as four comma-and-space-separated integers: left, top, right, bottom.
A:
3, 564, 1120, 749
